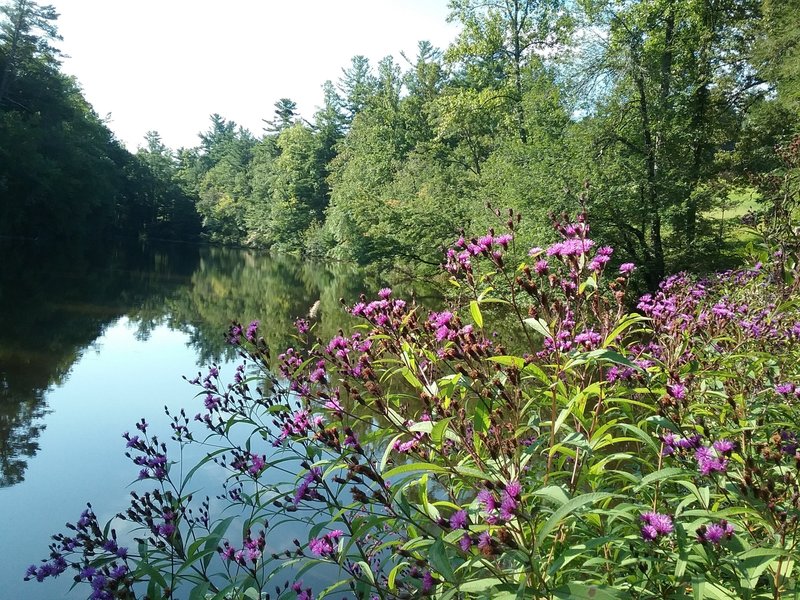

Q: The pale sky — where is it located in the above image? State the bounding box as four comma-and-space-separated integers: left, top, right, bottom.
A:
47, 1, 458, 151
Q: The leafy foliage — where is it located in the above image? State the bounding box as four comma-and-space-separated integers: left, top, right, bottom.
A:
26, 146, 800, 597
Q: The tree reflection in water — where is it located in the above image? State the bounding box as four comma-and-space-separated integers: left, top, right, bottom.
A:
0, 239, 434, 488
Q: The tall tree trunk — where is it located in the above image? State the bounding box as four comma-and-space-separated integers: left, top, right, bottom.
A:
509, 0, 528, 143
686, 2, 714, 248
634, 41, 665, 287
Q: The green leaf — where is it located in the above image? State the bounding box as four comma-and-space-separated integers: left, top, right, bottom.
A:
428, 538, 455, 582
473, 398, 491, 433
548, 537, 616, 577
553, 583, 625, 599
382, 462, 449, 480
532, 485, 570, 506
524, 317, 552, 339
691, 576, 736, 599
381, 434, 405, 472
135, 558, 168, 593
738, 548, 789, 590
388, 561, 409, 590
635, 467, 686, 491
470, 300, 484, 329
458, 577, 503, 593
603, 313, 650, 347
431, 417, 453, 446
489, 355, 526, 368
188, 581, 211, 600
454, 465, 490, 480
400, 367, 423, 390
536, 493, 613, 548
357, 560, 375, 584
409, 420, 434, 434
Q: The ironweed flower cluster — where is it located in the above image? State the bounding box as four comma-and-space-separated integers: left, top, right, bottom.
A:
27, 178, 800, 600
640, 512, 674, 542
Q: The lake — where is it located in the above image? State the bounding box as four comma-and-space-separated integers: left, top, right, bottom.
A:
0, 239, 408, 599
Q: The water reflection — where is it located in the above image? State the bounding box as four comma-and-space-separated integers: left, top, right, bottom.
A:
0, 240, 385, 489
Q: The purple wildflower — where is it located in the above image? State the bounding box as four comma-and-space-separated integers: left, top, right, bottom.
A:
574, 329, 601, 350
245, 320, 260, 342
495, 233, 513, 248
505, 480, 521, 498
640, 512, 673, 541
109, 565, 128, 580
295, 318, 310, 334
499, 493, 517, 520
712, 439, 736, 454
641, 524, 658, 541
666, 383, 687, 400
696, 446, 728, 476
477, 489, 496, 512
422, 571, 435, 594
477, 531, 492, 550
450, 509, 468, 530
697, 520, 734, 545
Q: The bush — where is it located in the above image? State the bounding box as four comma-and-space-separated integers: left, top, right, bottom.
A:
27, 198, 800, 598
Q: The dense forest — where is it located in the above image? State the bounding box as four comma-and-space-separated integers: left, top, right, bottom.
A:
2, 0, 799, 288
0, 0, 199, 241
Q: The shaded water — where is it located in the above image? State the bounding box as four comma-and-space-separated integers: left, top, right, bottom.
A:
0, 240, 401, 599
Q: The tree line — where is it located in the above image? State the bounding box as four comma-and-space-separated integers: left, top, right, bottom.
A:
2, 0, 798, 287
0, 0, 200, 241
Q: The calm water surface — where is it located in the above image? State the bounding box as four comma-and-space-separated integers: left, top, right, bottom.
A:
0, 240, 396, 599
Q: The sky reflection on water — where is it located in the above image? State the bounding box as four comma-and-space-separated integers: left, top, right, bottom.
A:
0, 240, 390, 599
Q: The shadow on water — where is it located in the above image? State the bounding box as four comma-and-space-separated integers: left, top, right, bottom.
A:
0, 239, 398, 489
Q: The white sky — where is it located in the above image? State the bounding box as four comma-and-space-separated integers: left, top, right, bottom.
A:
47, 0, 459, 151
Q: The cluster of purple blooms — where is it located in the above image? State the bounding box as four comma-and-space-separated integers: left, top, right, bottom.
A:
447, 508, 494, 553
308, 530, 343, 557
605, 357, 651, 382
637, 274, 707, 334
225, 320, 261, 345
776, 382, 800, 397
662, 433, 734, 476
640, 511, 674, 541
226, 322, 246, 345
661, 433, 702, 455
292, 580, 314, 600
275, 409, 323, 445
322, 332, 373, 378
696, 440, 735, 476
574, 329, 602, 350
24, 557, 68, 583
477, 480, 521, 524
392, 414, 430, 453
445, 232, 513, 276
429, 310, 473, 343
154, 510, 177, 538
639, 266, 800, 351
350, 288, 409, 329
293, 466, 323, 506
546, 237, 595, 259
123, 430, 168, 481
219, 530, 266, 565
231, 451, 267, 476
26, 507, 131, 599
696, 520, 735, 545
775, 429, 800, 456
